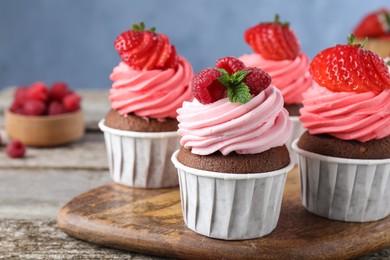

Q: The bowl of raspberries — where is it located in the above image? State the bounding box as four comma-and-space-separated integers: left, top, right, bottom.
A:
5, 81, 84, 147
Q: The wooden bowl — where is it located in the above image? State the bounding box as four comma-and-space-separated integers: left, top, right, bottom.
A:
356, 37, 390, 58
5, 109, 84, 147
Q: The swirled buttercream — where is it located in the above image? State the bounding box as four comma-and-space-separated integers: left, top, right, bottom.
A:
239, 52, 312, 104
109, 55, 193, 119
300, 83, 390, 142
177, 86, 292, 155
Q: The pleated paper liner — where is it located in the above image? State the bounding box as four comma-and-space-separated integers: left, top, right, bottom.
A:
171, 150, 294, 240
293, 139, 390, 222
99, 120, 180, 188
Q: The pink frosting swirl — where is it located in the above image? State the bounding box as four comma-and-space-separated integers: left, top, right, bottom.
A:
177, 86, 292, 155
109, 56, 193, 119
239, 52, 313, 104
300, 83, 390, 142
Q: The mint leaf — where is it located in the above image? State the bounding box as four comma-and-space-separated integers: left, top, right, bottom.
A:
387, 60, 390, 66
217, 68, 231, 86
227, 83, 251, 104
231, 70, 249, 85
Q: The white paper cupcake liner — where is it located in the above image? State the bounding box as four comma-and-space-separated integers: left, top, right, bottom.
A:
171, 150, 294, 240
99, 120, 180, 188
292, 139, 390, 222
286, 116, 305, 164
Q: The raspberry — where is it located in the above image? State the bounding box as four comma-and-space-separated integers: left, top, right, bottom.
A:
14, 86, 29, 106
9, 101, 24, 114
63, 93, 81, 112
28, 82, 49, 102
6, 140, 26, 158
215, 56, 245, 75
242, 67, 272, 95
23, 99, 46, 116
49, 82, 69, 101
191, 68, 226, 104
48, 101, 65, 115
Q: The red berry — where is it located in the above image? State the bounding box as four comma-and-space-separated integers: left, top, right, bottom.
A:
14, 86, 29, 106
215, 56, 245, 75
114, 22, 177, 70
23, 100, 46, 116
353, 8, 390, 38
48, 101, 65, 115
63, 93, 81, 112
191, 68, 226, 104
163, 45, 178, 70
6, 140, 26, 158
310, 40, 390, 94
244, 15, 300, 60
9, 101, 24, 114
242, 67, 271, 95
28, 82, 49, 102
49, 82, 69, 101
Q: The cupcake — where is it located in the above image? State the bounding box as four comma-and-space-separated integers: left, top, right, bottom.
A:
99, 22, 193, 188
353, 8, 390, 58
239, 15, 312, 162
171, 56, 294, 240
293, 35, 390, 222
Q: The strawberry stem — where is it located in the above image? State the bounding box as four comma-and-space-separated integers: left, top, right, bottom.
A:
132, 22, 156, 33
347, 34, 366, 48
274, 14, 289, 26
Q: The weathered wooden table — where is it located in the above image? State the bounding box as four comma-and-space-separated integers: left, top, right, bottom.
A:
0, 88, 388, 259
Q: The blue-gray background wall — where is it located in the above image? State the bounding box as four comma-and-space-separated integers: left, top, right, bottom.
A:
0, 0, 388, 89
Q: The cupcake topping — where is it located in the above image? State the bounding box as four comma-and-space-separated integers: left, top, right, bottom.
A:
239, 52, 312, 104
300, 83, 390, 142
178, 86, 291, 155
353, 8, 390, 38
191, 56, 271, 104
114, 22, 178, 71
109, 56, 193, 119
310, 34, 390, 94
244, 14, 300, 61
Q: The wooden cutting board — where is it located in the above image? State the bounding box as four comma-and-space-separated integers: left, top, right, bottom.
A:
58, 167, 390, 259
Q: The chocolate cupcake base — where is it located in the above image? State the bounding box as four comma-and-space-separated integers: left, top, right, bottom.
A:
104, 109, 178, 132
298, 131, 390, 159
177, 145, 290, 173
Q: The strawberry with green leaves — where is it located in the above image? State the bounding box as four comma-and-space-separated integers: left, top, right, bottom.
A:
114, 22, 178, 70
191, 57, 271, 104
310, 34, 390, 94
353, 8, 390, 38
244, 14, 300, 61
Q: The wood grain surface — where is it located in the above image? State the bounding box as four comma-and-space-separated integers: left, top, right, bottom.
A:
58, 168, 390, 259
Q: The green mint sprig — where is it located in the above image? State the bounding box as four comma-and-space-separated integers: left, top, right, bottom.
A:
217, 69, 251, 104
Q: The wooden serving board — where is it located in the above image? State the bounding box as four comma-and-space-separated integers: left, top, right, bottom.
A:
58, 168, 390, 259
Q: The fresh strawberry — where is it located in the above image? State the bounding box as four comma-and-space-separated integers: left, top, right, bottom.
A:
6, 140, 26, 158
63, 93, 81, 112
49, 82, 69, 101
215, 56, 245, 75
191, 68, 226, 104
114, 22, 177, 70
310, 35, 390, 94
163, 46, 178, 70
24, 99, 46, 116
244, 14, 300, 61
242, 67, 272, 95
354, 8, 390, 38
28, 82, 49, 102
